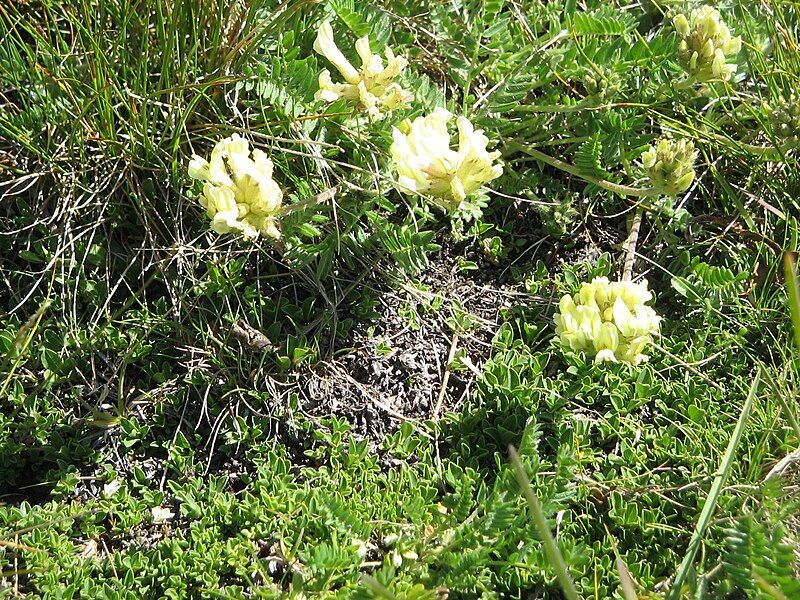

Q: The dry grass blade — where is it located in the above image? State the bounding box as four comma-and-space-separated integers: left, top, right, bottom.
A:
0, 297, 50, 398
604, 525, 638, 600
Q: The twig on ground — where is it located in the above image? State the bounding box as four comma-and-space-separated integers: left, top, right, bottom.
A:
432, 334, 459, 421
622, 207, 643, 282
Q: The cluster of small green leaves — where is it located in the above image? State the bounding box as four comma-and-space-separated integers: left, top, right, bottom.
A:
722, 515, 800, 598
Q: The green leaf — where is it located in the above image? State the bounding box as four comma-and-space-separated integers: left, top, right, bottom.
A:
783, 253, 800, 357
574, 136, 611, 180
570, 9, 637, 36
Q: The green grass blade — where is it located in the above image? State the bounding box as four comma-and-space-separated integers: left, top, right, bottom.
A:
668, 369, 761, 599
509, 445, 580, 600
783, 253, 800, 358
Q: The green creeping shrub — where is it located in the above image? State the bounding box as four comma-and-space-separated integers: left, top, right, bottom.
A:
669, 252, 750, 311
240, 36, 320, 122
2, 0, 800, 598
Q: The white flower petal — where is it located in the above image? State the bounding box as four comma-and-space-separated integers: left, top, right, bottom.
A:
151, 506, 174, 523
313, 20, 360, 84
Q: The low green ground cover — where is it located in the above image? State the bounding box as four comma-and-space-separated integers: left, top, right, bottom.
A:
1, 0, 799, 597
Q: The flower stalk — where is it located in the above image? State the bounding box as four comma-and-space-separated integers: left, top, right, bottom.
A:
507, 140, 657, 198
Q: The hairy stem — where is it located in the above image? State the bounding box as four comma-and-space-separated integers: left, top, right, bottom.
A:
276, 186, 337, 217
508, 141, 657, 198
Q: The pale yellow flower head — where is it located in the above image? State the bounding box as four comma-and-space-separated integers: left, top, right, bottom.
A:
641, 137, 697, 197
188, 134, 283, 239
554, 277, 661, 365
313, 20, 413, 119
390, 108, 504, 212
673, 6, 742, 82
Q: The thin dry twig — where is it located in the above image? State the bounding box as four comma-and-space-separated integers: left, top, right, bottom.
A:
432, 334, 459, 421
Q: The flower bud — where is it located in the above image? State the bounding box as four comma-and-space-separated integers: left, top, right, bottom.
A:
765, 94, 800, 145
673, 6, 741, 82
641, 137, 697, 196
581, 66, 621, 103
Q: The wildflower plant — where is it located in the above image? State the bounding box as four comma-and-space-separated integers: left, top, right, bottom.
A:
188, 134, 283, 239
313, 20, 413, 119
390, 108, 504, 212
5, 0, 800, 599
673, 6, 742, 82
641, 137, 698, 196
554, 277, 661, 365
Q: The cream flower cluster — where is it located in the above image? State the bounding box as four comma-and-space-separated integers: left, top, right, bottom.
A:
313, 20, 413, 119
641, 137, 697, 197
188, 134, 283, 239
390, 108, 504, 211
554, 277, 661, 365
674, 6, 742, 82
